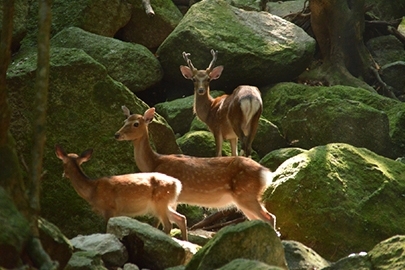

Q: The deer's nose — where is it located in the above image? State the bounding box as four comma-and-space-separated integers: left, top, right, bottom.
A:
198, 88, 205, 94
114, 133, 120, 139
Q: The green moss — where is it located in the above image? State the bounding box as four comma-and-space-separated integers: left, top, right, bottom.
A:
263, 143, 405, 260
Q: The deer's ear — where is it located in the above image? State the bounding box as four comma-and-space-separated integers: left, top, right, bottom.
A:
209, 66, 223, 80
55, 144, 66, 160
122, 105, 131, 118
80, 149, 93, 161
180, 65, 193, 80
144, 107, 155, 124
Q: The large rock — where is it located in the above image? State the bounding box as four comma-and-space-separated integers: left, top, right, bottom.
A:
280, 98, 392, 157
186, 220, 288, 270
7, 47, 180, 237
51, 27, 163, 93
107, 217, 186, 269
263, 143, 405, 261
157, 0, 315, 97
21, 0, 132, 50
115, 0, 183, 50
262, 82, 405, 159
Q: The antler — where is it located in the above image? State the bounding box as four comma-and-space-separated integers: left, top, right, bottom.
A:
207, 49, 218, 71
182, 51, 196, 71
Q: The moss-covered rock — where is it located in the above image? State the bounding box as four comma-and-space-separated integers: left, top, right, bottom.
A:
186, 220, 287, 270
219, 258, 285, 270
51, 27, 163, 93
7, 47, 179, 237
263, 143, 405, 261
281, 98, 392, 157
116, 0, 183, 50
22, 0, 132, 49
369, 235, 405, 270
262, 82, 405, 158
253, 117, 288, 158
177, 130, 232, 157
260, 147, 307, 172
157, 0, 315, 94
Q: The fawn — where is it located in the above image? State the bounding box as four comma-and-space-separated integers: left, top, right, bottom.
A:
114, 106, 276, 229
55, 145, 187, 240
180, 49, 263, 157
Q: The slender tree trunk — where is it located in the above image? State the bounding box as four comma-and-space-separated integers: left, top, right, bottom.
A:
27, 0, 57, 267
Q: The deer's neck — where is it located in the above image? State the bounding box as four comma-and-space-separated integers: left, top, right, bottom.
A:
194, 89, 215, 123
132, 132, 160, 172
65, 163, 95, 200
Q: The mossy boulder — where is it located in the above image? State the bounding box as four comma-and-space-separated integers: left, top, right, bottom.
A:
51, 27, 163, 93
186, 220, 287, 270
262, 82, 405, 158
7, 47, 179, 237
115, 0, 183, 50
263, 143, 405, 261
157, 0, 315, 94
260, 147, 307, 172
177, 130, 232, 157
369, 235, 405, 269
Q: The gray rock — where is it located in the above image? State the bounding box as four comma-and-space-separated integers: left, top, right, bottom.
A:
65, 251, 107, 270
107, 217, 186, 269
283, 240, 330, 270
70, 233, 128, 267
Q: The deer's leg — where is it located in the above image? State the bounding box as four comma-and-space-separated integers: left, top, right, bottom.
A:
167, 207, 188, 241
234, 197, 276, 228
214, 134, 224, 156
229, 138, 238, 156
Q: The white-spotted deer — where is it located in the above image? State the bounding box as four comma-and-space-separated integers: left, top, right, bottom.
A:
180, 49, 263, 157
55, 145, 187, 240
114, 106, 276, 229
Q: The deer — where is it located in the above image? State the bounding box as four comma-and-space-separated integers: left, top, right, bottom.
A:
55, 144, 188, 240
180, 49, 263, 157
114, 106, 276, 230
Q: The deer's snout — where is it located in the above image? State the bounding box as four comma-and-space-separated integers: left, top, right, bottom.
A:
114, 133, 121, 140
197, 88, 205, 95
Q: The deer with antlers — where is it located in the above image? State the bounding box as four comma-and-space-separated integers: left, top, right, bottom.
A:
55, 145, 188, 240
180, 49, 263, 157
114, 106, 276, 229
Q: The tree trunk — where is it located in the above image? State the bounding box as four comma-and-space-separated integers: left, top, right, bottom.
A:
300, 0, 377, 91
0, 0, 56, 268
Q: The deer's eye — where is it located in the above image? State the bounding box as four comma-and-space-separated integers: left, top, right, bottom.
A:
133, 122, 139, 127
